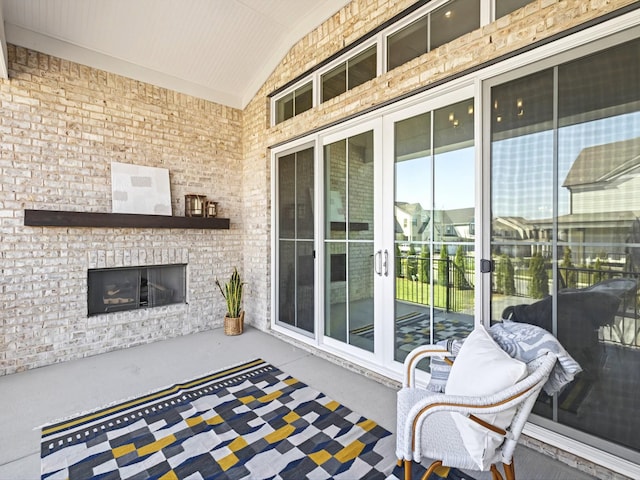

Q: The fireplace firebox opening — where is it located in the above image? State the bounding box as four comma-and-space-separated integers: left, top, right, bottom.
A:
88, 264, 187, 316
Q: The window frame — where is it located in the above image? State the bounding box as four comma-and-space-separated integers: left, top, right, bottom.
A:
383, 0, 487, 72
271, 77, 316, 126
318, 39, 381, 105
270, 0, 498, 126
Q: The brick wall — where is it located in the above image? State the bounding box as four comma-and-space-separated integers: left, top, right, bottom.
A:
0, 45, 243, 375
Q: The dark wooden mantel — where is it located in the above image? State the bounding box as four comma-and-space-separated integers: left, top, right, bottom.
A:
24, 209, 230, 229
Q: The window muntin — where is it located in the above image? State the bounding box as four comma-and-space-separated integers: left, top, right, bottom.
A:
322, 45, 377, 103
275, 81, 313, 124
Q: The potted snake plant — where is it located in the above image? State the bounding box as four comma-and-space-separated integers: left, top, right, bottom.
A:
215, 267, 244, 335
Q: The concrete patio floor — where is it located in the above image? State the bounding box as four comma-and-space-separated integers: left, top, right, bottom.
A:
0, 327, 598, 479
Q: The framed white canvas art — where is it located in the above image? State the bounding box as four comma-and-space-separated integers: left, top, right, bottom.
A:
111, 162, 172, 215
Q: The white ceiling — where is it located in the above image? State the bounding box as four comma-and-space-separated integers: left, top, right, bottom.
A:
0, 0, 350, 109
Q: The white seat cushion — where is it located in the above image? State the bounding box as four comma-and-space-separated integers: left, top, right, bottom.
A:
445, 326, 527, 469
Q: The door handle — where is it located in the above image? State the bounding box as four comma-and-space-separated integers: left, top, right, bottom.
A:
383, 249, 389, 277
374, 250, 382, 276
480, 258, 493, 273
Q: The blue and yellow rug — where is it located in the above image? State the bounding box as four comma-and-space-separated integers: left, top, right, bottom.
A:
41, 359, 471, 479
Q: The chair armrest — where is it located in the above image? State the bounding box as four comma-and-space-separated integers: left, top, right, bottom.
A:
401, 353, 557, 455
399, 380, 542, 457
407, 352, 555, 417
407, 385, 535, 423
403, 345, 450, 388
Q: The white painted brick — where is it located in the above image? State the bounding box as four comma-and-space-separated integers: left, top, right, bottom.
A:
0, 2, 633, 442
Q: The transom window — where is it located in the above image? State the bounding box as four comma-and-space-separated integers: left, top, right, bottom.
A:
274, 81, 313, 124
270, 0, 523, 125
322, 45, 377, 103
387, 0, 480, 71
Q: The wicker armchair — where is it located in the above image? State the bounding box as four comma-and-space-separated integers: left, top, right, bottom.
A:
396, 335, 558, 480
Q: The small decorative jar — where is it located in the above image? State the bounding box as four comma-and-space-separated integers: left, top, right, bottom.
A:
185, 194, 206, 217
205, 201, 218, 218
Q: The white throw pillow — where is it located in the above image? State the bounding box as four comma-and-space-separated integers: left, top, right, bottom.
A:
445, 326, 527, 470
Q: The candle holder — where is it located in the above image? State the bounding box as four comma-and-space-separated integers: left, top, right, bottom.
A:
185, 194, 206, 217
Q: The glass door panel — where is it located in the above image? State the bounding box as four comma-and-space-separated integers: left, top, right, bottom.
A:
394, 111, 432, 362
432, 101, 476, 342
276, 147, 315, 334
324, 130, 376, 353
393, 98, 475, 363
554, 39, 640, 454
489, 69, 557, 424
488, 37, 640, 457
348, 243, 375, 350
489, 69, 555, 327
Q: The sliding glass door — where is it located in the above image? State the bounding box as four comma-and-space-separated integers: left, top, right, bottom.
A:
488, 37, 640, 458
275, 90, 478, 369
276, 146, 315, 334
384, 88, 476, 364
322, 121, 382, 356
273, 29, 640, 465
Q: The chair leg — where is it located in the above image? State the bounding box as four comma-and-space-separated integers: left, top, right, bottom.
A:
490, 464, 504, 480
422, 461, 443, 480
403, 459, 412, 480
503, 461, 516, 480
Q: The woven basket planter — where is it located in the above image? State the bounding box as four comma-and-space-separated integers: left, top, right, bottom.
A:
224, 311, 244, 335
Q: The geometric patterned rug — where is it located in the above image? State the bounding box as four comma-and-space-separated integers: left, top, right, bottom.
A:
40, 358, 473, 479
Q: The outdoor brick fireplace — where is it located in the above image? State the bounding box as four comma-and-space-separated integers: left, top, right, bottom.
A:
88, 264, 187, 316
